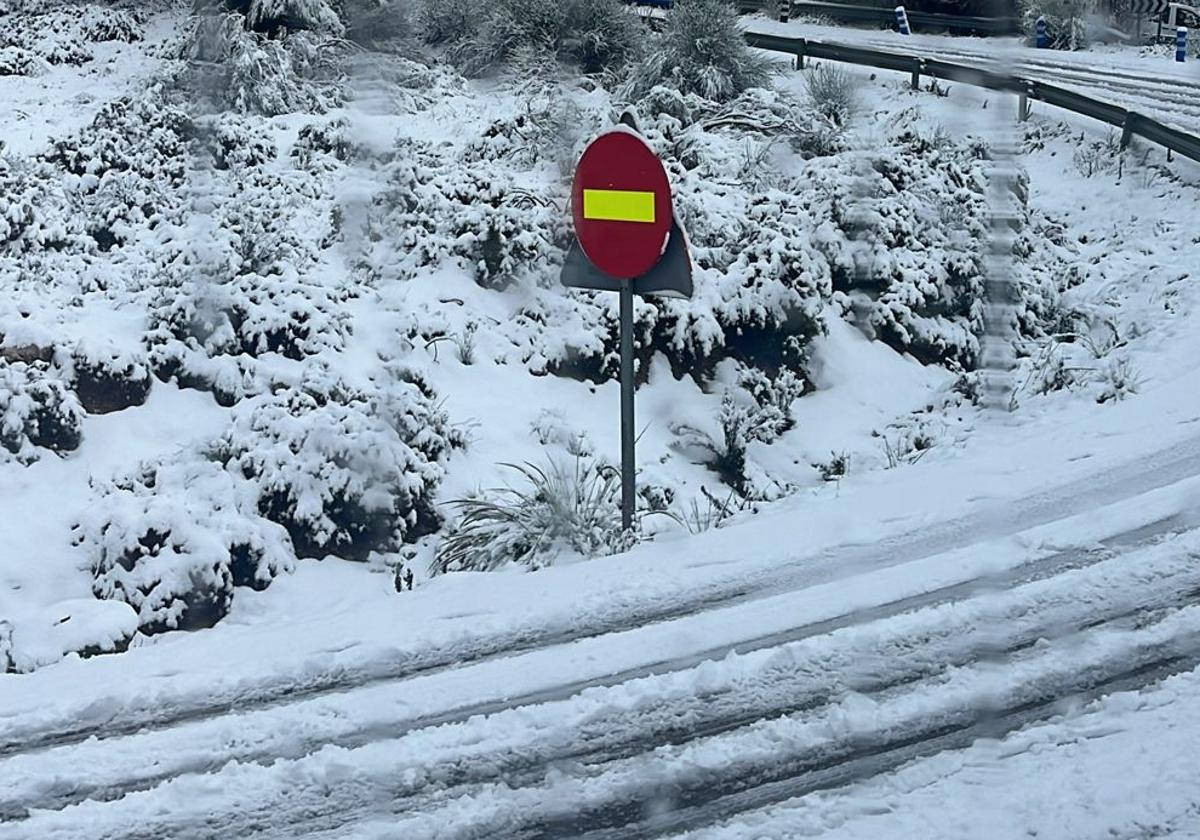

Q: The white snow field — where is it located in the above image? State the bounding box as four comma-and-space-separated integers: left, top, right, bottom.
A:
2, 0, 1200, 838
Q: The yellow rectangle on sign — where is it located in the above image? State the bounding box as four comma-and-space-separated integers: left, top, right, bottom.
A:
582, 189, 656, 223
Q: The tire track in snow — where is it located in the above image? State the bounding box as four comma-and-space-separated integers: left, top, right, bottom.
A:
6, 433, 1200, 762
550, 652, 1200, 840
12, 528, 1199, 840
0, 510, 1191, 823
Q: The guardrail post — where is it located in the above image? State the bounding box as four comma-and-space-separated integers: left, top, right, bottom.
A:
1121, 111, 1140, 150
795, 38, 806, 70
895, 5, 911, 34
1035, 16, 1048, 48
1177, 26, 1187, 62
1018, 92, 1029, 121
911, 57, 922, 89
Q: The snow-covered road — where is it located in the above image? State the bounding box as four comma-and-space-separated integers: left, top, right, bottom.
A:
746, 20, 1200, 133
4, 465, 1199, 838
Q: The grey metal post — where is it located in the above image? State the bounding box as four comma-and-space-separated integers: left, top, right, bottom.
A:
1121, 111, 1138, 150
619, 282, 636, 532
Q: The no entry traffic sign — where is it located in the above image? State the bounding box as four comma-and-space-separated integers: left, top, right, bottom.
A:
571, 129, 674, 280
560, 117, 693, 534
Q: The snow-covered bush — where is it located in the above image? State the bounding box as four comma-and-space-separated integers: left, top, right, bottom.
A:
149, 251, 354, 375
672, 369, 802, 493
342, 0, 415, 48
826, 129, 998, 369
624, 0, 772, 102
182, 13, 344, 116
432, 458, 631, 573
803, 62, 858, 128
417, 0, 473, 45
79, 458, 294, 635
200, 113, 279, 171
148, 169, 351, 385
0, 46, 48, 76
1020, 0, 1094, 49
1072, 133, 1120, 178
291, 117, 357, 169
0, 361, 84, 463
1095, 355, 1141, 403
221, 0, 344, 35
211, 372, 463, 560
0, 620, 12, 673
44, 92, 191, 233
369, 138, 568, 289
429, 0, 643, 76
0, 155, 79, 252
0, 3, 144, 66
68, 341, 153, 415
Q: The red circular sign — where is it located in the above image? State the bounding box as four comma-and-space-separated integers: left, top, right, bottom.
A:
571, 130, 673, 280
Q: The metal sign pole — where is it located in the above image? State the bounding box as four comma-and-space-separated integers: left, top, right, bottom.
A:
619, 282, 636, 532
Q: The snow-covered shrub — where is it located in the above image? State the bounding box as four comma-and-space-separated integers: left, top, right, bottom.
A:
211, 372, 463, 560
817, 451, 850, 482
0, 3, 142, 66
1072, 133, 1120, 178
291, 117, 357, 169
45, 91, 190, 189
79, 459, 294, 635
464, 87, 595, 172
0, 361, 84, 462
624, 0, 772, 102
530, 409, 594, 456
431, 0, 643, 76
68, 341, 153, 415
1020, 0, 1094, 49
417, 0, 473, 45
182, 13, 344, 116
803, 62, 857, 128
78, 5, 144, 42
342, 0, 415, 48
431, 458, 631, 573
80, 168, 175, 251
0, 46, 48, 76
200, 113, 279, 171
221, 0, 344, 35
369, 139, 568, 289
151, 260, 352, 363
0, 620, 12, 673
824, 129, 998, 369
1095, 355, 1141, 403
0, 155, 79, 252
672, 376, 797, 494
148, 169, 351, 381
559, 0, 645, 74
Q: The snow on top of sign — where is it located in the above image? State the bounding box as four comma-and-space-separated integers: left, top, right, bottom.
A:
600, 123, 661, 156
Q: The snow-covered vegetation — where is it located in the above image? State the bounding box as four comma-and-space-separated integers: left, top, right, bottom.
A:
1019, 0, 1097, 49
0, 0, 1191, 670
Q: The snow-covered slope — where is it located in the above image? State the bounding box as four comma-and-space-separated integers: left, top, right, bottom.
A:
2, 1, 1200, 836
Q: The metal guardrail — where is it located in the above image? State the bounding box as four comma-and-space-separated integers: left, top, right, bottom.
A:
744, 32, 1200, 164
627, 0, 1019, 34
784, 1, 1019, 35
